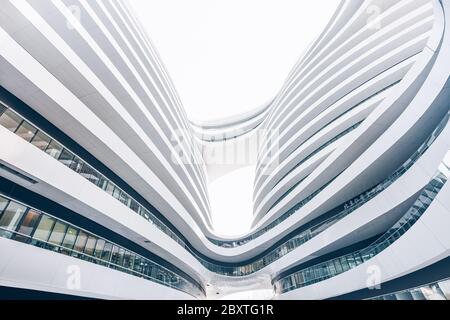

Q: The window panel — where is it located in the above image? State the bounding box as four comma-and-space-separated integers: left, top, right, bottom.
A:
33, 215, 55, 242
69, 156, 84, 173
104, 182, 115, 195
0, 109, 22, 132
101, 242, 113, 262
58, 148, 74, 167
395, 292, 414, 300
62, 226, 78, 249
437, 280, 450, 299
129, 199, 139, 213
45, 140, 63, 159
122, 250, 132, 269
410, 288, 426, 300
73, 230, 88, 252
119, 191, 130, 206
133, 255, 143, 273
0, 197, 9, 216
48, 221, 67, 246
112, 187, 121, 200
0, 103, 6, 116
31, 131, 51, 151
340, 257, 350, 271
16, 209, 41, 236
115, 248, 125, 266
94, 239, 105, 258
15, 120, 37, 142
83, 236, 97, 256
110, 245, 120, 265
0, 201, 27, 231
79, 164, 100, 185
97, 176, 108, 190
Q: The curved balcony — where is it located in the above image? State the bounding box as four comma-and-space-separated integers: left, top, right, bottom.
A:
1, 102, 448, 277
274, 158, 449, 294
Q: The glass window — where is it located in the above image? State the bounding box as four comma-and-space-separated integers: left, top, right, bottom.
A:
73, 230, 88, 252
69, 156, 84, 173
133, 256, 143, 273
0, 196, 9, 216
83, 236, 97, 256
114, 247, 125, 266
0, 201, 27, 231
47, 221, 67, 246
112, 187, 121, 200
141, 261, 151, 276
62, 226, 78, 249
110, 245, 120, 265
79, 164, 100, 185
119, 191, 130, 206
421, 285, 446, 300
33, 215, 55, 242
97, 176, 108, 190
438, 280, 450, 299
333, 260, 343, 273
0, 109, 23, 132
16, 209, 41, 236
122, 250, 132, 269
0, 103, 6, 116
31, 131, 51, 151
45, 140, 63, 159
128, 253, 136, 270
395, 292, 414, 300
93, 239, 105, 258
58, 149, 74, 167
104, 182, 115, 195
410, 288, 426, 300
15, 120, 37, 142
340, 257, 350, 272
101, 242, 113, 262
130, 199, 139, 213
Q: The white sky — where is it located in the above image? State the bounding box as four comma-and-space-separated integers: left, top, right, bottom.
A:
131, 0, 340, 236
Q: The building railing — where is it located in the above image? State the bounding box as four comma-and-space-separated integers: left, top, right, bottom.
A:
274, 156, 450, 294
1, 100, 448, 278
0, 194, 204, 297
368, 277, 450, 300
0, 102, 188, 249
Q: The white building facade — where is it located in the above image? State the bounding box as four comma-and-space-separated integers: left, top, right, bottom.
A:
0, 0, 449, 300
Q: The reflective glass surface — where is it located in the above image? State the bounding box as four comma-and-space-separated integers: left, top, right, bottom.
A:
370, 278, 450, 300
0, 101, 448, 277
274, 158, 449, 294
0, 194, 204, 297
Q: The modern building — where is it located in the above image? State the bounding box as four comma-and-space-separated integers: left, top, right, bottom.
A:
0, 0, 449, 300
